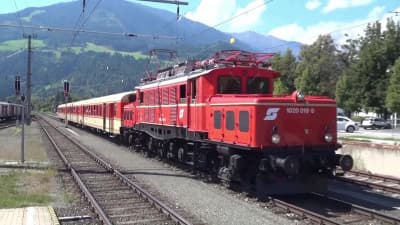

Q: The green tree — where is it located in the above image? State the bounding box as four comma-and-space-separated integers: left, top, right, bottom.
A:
386, 58, 400, 113
271, 49, 297, 94
336, 37, 363, 113
295, 35, 341, 97
354, 21, 390, 115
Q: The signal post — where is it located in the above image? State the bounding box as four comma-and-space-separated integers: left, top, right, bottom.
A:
15, 75, 25, 163
64, 80, 70, 128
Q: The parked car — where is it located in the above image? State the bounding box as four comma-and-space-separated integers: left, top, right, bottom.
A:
337, 116, 359, 133
361, 117, 391, 129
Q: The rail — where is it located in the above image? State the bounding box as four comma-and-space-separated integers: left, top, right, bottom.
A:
337, 170, 400, 194
38, 115, 193, 225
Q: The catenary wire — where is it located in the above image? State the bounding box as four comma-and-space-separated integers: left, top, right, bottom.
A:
0, 23, 183, 40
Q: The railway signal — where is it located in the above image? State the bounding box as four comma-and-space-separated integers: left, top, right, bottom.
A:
64, 80, 70, 96
15, 75, 21, 96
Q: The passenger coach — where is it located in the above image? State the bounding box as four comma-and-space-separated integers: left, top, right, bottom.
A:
57, 91, 136, 135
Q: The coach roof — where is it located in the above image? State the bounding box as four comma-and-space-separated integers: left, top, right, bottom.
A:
58, 91, 136, 108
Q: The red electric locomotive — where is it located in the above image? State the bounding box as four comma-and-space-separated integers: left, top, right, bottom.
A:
120, 50, 353, 194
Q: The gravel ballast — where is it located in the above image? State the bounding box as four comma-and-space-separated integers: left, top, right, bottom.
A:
58, 124, 295, 225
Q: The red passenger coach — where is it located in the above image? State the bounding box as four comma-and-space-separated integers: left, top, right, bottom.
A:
120, 50, 353, 195
57, 91, 136, 135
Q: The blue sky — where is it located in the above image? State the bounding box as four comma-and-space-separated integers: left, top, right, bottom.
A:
1, 0, 399, 44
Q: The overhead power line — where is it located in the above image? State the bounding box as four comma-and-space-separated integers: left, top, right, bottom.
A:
70, 0, 103, 47
12, 0, 25, 34
137, 0, 188, 5
186, 0, 274, 41
264, 13, 399, 52
0, 23, 183, 40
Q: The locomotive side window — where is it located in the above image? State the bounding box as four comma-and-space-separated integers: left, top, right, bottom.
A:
191, 79, 197, 100
180, 84, 186, 102
139, 92, 144, 104
226, 111, 235, 130
218, 76, 241, 94
247, 77, 269, 94
239, 111, 249, 132
214, 111, 221, 129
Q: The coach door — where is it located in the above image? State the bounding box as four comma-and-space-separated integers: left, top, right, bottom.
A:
109, 103, 115, 133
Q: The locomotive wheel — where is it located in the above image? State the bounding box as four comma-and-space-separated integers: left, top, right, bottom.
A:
167, 142, 176, 160
178, 147, 185, 162
157, 146, 166, 160
128, 134, 133, 149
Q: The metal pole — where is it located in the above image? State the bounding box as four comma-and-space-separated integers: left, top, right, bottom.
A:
26, 35, 32, 125
16, 94, 20, 127
65, 96, 68, 128
21, 104, 25, 163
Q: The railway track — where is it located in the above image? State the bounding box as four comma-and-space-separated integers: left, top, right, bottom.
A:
268, 192, 400, 225
336, 170, 400, 195
42, 114, 400, 225
38, 116, 197, 225
0, 121, 16, 130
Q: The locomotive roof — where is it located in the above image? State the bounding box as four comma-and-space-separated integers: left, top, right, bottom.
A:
137, 50, 278, 90
58, 91, 136, 108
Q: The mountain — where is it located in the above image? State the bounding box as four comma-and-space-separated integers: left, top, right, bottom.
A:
0, 0, 300, 107
231, 31, 302, 56
0, 0, 253, 56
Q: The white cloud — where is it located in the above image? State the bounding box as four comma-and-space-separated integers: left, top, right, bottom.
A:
268, 5, 400, 45
306, 0, 322, 10
185, 0, 267, 32
323, 0, 374, 13
368, 6, 385, 19
185, 0, 237, 28
229, 0, 267, 32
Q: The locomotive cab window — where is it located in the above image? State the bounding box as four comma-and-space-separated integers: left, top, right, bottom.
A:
247, 77, 269, 94
218, 76, 241, 94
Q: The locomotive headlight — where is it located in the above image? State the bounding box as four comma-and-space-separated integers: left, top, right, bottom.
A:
324, 133, 333, 142
271, 134, 281, 144
296, 91, 305, 102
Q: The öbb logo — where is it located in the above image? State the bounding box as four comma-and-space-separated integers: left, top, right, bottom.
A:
264, 108, 280, 120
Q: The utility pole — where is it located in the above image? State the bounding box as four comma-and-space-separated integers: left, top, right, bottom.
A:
23, 34, 36, 125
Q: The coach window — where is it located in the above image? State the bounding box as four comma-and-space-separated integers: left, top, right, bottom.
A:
247, 77, 269, 94
226, 111, 235, 130
214, 111, 221, 129
239, 111, 249, 132
218, 76, 241, 94
180, 84, 186, 103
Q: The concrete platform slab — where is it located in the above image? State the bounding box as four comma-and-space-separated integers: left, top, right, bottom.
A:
0, 206, 59, 225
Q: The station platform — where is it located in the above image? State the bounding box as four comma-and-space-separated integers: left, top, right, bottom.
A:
0, 206, 59, 225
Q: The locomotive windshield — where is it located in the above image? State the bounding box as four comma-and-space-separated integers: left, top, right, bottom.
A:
247, 77, 269, 94
218, 76, 241, 94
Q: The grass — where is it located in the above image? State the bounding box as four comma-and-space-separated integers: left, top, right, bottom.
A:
0, 170, 54, 208
0, 39, 46, 52
340, 137, 372, 142
340, 135, 400, 142
62, 42, 148, 59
